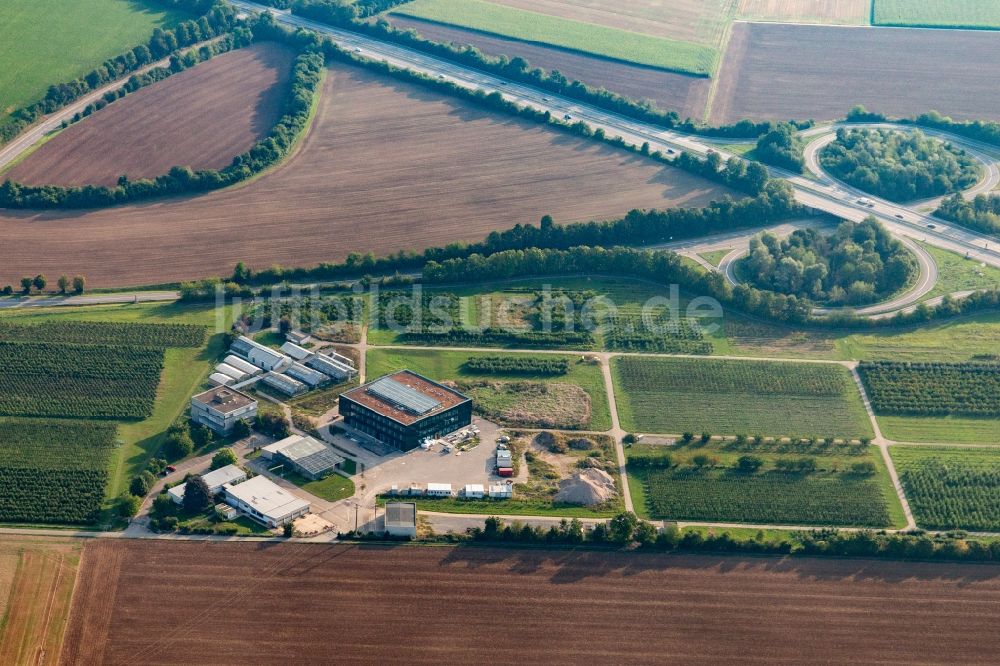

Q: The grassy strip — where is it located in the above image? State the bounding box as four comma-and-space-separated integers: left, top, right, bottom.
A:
921, 242, 1000, 299
873, 0, 1000, 29
878, 415, 999, 444
380, 496, 619, 518
392, 0, 716, 75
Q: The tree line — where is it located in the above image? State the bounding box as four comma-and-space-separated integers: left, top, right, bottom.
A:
847, 105, 1000, 151
936, 192, 1000, 236
0, 1, 236, 146
1, 274, 86, 297
0, 25, 325, 209
754, 122, 805, 172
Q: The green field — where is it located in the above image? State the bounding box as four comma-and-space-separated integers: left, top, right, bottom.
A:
612, 356, 874, 439
379, 495, 620, 519
890, 446, 1000, 531
878, 415, 1000, 444
921, 243, 1000, 299
392, 0, 717, 75
0, 302, 224, 520
366, 347, 611, 431
835, 312, 1000, 362
874, 0, 1000, 29
0, 0, 183, 120
626, 441, 900, 527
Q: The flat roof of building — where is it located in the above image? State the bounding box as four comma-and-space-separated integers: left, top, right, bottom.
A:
168, 464, 246, 501
224, 475, 309, 520
342, 370, 469, 426
263, 435, 345, 476
384, 502, 416, 527
191, 386, 256, 414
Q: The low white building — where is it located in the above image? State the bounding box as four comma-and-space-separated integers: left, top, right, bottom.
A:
215, 363, 247, 382
223, 355, 262, 376
223, 475, 310, 527
168, 464, 247, 505
286, 330, 312, 345
231, 335, 290, 372
383, 502, 416, 538
488, 484, 513, 499
463, 484, 485, 499
426, 483, 453, 497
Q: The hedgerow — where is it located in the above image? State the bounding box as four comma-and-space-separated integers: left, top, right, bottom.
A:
0, 320, 206, 348
463, 356, 569, 375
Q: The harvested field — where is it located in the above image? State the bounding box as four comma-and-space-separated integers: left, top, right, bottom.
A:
0, 65, 731, 288
6, 43, 294, 188
736, 0, 871, 24
389, 16, 711, 118
711, 22, 1000, 124
0, 539, 81, 666
62, 540, 1000, 665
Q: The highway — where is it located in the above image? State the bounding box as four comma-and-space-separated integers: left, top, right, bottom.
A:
232, 0, 1000, 273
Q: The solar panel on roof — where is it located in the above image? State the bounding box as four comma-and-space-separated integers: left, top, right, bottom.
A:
367, 377, 441, 415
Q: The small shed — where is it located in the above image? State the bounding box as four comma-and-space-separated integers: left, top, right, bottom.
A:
426, 483, 453, 497
384, 502, 417, 538
286, 330, 312, 345
463, 484, 485, 499
488, 484, 513, 499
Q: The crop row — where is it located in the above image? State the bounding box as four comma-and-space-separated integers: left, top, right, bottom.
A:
0, 420, 117, 469
463, 355, 569, 375
0, 320, 206, 348
859, 361, 1000, 416
604, 314, 712, 354
637, 467, 891, 527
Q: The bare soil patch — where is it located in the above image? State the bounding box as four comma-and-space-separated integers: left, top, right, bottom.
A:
736, 0, 871, 24
62, 540, 1000, 665
390, 16, 711, 119
0, 64, 730, 288
463, 380, 591, 428
712, 22, 1000, 124
7, 43, 294, 188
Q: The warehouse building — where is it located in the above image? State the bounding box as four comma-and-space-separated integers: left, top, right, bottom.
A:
231, 336, 290, 372
209, 372, 234, 387
168, 464, 247, 505
286, 330, 312, 345
306, 353, 356, 382
215, 363, 248, 382
261, 434, 345, 480
223, 355, 262, 377
261, 372, 307, 397
190, 386, 258, 435
339, 371, 472, 451
280, 341, 311, 361
285, 362, 330, 389
383, 502, 417, 538
223, 475, 310, 527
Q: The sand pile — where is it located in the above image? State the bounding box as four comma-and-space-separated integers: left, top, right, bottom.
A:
554, 468, 617, 505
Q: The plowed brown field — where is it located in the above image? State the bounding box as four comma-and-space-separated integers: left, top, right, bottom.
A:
712, 22, 1000, 123
7, 43, 294, 188
0, 65, 730, 288
62, 541, 1000, 665
389, 16, 711, 118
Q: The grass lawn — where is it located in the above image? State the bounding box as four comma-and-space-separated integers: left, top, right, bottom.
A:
367, 347, 612, 431
392, 0, 717, 75
0, 0, 184, 121
612, 356, 874, 439
699, 249, 733, 267
835, 312, 1000, 362
626, 441, 902, 527
286, 471, 356, 502
878, 415, 1000, 444
379, 495, 620, 518
890, 445, 1000, 531
921, 242, 1000, 299
873, 0, 1000, 28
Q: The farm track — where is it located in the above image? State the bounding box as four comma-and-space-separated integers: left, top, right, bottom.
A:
0, 63, 731, 287
59, 541, 1000, 665
7, 43, 294, 188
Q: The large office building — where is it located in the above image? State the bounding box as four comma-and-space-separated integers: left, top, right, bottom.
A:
190, 386, 257, 435
339, 371, 472, 451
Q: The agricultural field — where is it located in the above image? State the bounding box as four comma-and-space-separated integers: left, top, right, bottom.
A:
391, 0, 718, 75
874, 0, 1000, 29
61, 541, 1000, 664
891, 446, 1000, 531
626, 439, 901, 527
7, 43, 295, 188
711, 23, 1000, 123
388, 17, 712, 118
0, 538, 81, 666
0, 64, 731, 288
366, 347, 611, 431
0, 0, 182, 121
858, 361, 1000, 418
612, 356, 874, 439
736, 0, 871, 24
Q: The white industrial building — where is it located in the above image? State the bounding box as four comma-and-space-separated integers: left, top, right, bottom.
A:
209, 372, 234, 386
261, 372, 307, 397
190, 386, 257, 435
215, 363, 247, 382
285, 362, 330, 388
324, 349, 354, 368
280, 341, 312, 361
223, 475, 310, 527
463, 484, 485, 499
231, 336, 290, 372
286, 330, 312, 345
383, 502, 417, 538
488, 484, 513, 499
168, 464, 247, 505
426, 483, 453, 497
223, 355, 262, 377
261, 434, 345, 480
